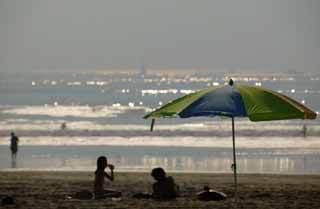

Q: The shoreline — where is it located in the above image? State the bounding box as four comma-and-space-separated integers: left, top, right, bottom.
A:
1, 145, 320, 174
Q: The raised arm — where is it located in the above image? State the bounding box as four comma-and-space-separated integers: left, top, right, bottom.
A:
104, 164, 114, 181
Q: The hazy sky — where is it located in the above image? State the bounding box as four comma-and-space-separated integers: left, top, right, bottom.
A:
1, 0, 319, 72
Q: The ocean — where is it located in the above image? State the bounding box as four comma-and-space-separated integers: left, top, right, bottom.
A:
0, 70, 319, 173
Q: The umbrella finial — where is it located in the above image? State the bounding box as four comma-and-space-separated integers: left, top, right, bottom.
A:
229, 79, 234, 86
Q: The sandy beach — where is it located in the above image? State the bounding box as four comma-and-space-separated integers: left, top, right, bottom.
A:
1, 171, 320, 209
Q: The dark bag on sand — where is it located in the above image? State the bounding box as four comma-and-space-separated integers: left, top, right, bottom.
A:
1, 196, 15, 206
74, 190, 94, 200
197, 187, 227, 201
132, 192, 153, 199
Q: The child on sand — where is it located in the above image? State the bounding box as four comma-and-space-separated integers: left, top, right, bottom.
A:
151, 167, 179, 200
94, 156, 121, 199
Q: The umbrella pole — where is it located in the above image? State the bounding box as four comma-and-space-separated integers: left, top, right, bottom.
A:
150, 119, 155, 132
231, 116, 237, 195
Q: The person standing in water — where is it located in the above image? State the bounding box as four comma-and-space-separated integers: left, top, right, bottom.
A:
303, 123, 307, 137
10, 132, 19, 162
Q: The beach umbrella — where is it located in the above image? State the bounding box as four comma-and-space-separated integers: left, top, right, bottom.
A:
144, 79, 317, 194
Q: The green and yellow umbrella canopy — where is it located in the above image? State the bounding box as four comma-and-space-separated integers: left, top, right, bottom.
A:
144, 81, 316, 121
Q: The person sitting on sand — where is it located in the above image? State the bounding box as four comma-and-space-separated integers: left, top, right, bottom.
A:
94, 156, 121, 199
151, 167, 179, 200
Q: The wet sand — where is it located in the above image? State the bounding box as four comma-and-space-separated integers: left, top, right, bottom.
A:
1, 171, 320, 209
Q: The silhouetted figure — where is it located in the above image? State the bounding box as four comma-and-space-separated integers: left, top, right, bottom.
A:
196, 186, 227, 201
303, 124, 307, 137
10, 132, 19, 164
61, 122, 67, 130
151, 167, 179, 200
94, 156, 121, 199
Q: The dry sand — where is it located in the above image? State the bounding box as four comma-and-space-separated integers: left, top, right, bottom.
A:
1, 171, 320, 209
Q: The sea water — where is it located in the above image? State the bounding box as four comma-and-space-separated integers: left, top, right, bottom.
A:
0, 70, 319, 173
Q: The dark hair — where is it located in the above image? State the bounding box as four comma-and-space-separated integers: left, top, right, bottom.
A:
96, 156, 107, 172
151, 167, 166, 181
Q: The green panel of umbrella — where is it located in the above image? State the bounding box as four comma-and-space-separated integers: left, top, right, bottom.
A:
144, 80, 317, 194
